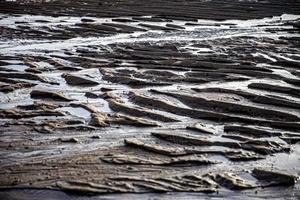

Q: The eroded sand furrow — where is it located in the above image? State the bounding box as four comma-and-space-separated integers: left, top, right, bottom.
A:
0, 1, 300, 198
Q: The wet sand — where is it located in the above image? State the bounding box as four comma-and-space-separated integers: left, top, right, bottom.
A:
0, 0, 300, 199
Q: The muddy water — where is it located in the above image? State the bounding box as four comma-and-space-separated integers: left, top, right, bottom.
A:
0, 6, 300, 199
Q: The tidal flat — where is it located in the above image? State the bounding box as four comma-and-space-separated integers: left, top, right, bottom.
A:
0, 0, 300, 199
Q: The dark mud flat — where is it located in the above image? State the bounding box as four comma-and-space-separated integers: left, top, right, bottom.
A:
0, 0, 300, 199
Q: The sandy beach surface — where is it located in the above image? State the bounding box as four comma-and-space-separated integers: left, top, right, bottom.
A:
0, 0, 300, 199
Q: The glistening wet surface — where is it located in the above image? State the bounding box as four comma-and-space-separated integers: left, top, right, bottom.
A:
0, 0, 300, 199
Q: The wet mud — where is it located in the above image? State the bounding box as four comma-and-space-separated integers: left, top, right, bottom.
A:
0, 0, 300, 199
